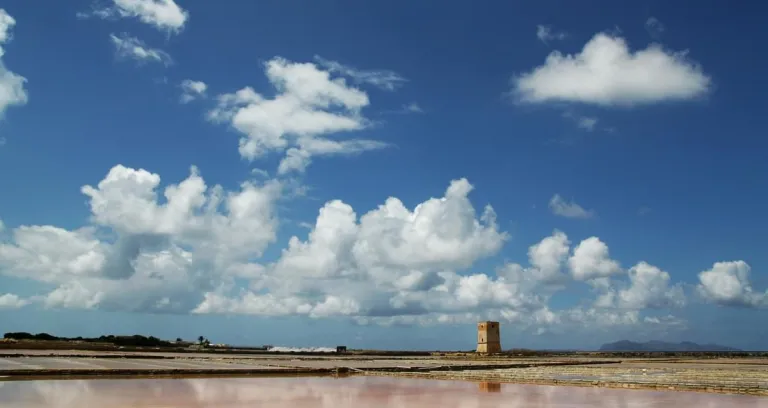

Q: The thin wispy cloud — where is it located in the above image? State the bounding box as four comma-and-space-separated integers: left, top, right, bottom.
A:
536, 25, 568, 44
110, 33, 172, 66
250, 168, 269, 178
314, 56, 407, 91
577, 117, 598, 131
402, 102, 423, 113
379, 102, 424, 116
179, 79, 207, 103
549, 194, 595, 219
562, 111, 599, 132
645, 17, 665, 38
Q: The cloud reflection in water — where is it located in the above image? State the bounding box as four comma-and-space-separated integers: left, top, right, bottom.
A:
0, 376, 765, 408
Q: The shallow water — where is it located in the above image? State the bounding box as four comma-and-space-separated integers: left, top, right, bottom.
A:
0, 376, 766, 407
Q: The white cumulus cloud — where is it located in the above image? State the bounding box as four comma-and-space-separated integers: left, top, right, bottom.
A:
619, 262, 686, 308
595, 262, 686, 310
0, 164, 282, 313
0, 10, 15, 45
81, 0, 188, 33
512, 32, 711, 106
208, 57, 389, 174
0, 9, 28, 121
697, 261, 767, 308
110, 33, 172, 66
0, 164, 693, 332
0, 293, 28, 309
499, 230, 571, 285
195, 178, 510, 318
569, 237, 622, 281
0, 225, 108, 283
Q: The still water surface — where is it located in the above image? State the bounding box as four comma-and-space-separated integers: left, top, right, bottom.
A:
1, 376, 766, 407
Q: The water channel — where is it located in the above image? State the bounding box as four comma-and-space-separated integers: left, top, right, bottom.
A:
1, 376, 766, 407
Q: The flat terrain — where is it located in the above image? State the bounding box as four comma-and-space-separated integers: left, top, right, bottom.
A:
0, 349, 766, 396
373, 360, 768, 396
3, 376, 767, 408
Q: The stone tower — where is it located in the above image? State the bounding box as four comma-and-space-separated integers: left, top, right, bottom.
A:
476, 321, 501, 354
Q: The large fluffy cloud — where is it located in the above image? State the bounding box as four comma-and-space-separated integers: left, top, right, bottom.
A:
498, 230, 571, 285
194, 178, 511, 318
568, 237, 622, 281
0, 293, 28, 309
0, 9, 28, 120
208, 57, 388, 174
512, 32, 711, 106
697, 261, 767, 308
0, 163, 696, 332
0, 164, 281, 313
620, 262, 686, 309
0, 226, 107, 283
594, 262, 686, 310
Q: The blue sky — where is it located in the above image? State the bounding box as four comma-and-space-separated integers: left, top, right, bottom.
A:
0, 0, 766, 351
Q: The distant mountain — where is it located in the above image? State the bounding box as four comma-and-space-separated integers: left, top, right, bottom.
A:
599, 340, 741, 352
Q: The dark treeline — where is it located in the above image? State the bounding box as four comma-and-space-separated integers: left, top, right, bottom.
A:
3, 332, 176, 347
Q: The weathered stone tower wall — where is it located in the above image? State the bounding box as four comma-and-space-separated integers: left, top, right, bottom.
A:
476, 321, 501, 354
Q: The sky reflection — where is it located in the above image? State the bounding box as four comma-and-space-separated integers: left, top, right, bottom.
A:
0, 376, 766, 408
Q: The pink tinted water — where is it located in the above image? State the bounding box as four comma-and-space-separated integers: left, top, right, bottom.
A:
0, 376, 766, 407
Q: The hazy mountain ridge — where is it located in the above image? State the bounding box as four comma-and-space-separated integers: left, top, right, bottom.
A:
600, 340, 741, 352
